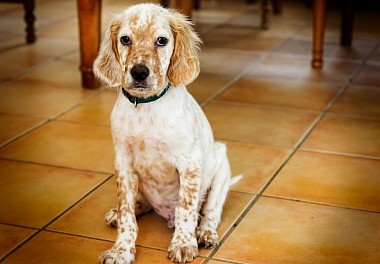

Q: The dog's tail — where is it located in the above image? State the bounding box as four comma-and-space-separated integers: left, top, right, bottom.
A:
230, 174, 243, 186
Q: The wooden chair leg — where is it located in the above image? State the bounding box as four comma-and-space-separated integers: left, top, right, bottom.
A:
194, 0, 200, 10
23, 0, 36, 44
272, 0, 282, 14
175, 0, 193, 18
261, 0, 272, 29
340, 0, 354, 47
312, 0, 326, 68
77, 0, 101, 89
161, 0, 169, 8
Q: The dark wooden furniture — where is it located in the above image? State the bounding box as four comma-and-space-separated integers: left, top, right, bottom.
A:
312, 0, 355, 68
1, 0, 36, 43
75, 0, 284, 89
161, 0, 194, 17
247, 0, 282, 29
77, 0, 196, 89
77, 0, 101, 89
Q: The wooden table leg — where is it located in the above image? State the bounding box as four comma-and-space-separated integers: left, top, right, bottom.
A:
175, 0, 193, 18
312, 0, 326, 68
24, 0, 36, 44
272, 0, 282, 14
261, 0, 272, 29
77, 0, 101, 89
161, 0, 169, 8
340, 0, 354, 47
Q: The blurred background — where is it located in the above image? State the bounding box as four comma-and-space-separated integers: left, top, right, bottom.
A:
0, 0, 379, 263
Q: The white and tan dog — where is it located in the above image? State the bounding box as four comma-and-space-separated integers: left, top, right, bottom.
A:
93, 4, 233, 263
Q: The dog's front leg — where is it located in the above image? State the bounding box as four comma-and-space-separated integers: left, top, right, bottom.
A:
168, 163, 201, 263
100, 146, 138, 264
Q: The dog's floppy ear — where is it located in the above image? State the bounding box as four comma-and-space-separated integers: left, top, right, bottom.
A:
167, 10, 202, 87
93, 17, 122, 87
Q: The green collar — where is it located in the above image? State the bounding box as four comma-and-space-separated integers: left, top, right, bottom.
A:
121, 83, 171, 107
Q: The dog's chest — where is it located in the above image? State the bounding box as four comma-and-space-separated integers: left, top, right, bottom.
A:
130, 138, 180, 220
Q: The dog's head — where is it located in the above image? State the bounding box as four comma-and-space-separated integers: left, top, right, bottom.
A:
93, 4, 201, 98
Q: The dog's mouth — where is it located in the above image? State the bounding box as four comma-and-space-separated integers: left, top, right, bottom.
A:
130, 82, 151, 91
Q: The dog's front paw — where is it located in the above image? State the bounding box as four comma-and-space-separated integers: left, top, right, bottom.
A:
168, 244, 198, 263
99, 246, 135, 264
105, 208, 118, 228
196, 227, 219, 249
168, 234, 199, 263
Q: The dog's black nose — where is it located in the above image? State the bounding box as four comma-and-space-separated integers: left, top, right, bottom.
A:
131, 64, 150, 81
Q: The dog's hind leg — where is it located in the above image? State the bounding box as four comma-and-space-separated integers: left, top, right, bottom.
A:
197, 142, 231, 248
105, 190, 152, 228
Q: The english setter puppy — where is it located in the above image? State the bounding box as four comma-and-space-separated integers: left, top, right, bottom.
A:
93, 3, 235, 263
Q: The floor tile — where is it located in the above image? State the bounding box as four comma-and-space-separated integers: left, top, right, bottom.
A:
136, 191, 254, 257
0, 79, 94, 118
203, 101, 318, 148
0, 224, 36, 259
0, 159, 108, 228
329, 85, 380, 118
0, 37, 77, 79
39, 18, 78, 40
59, 90, 117, 126
16, 56, 83, 89
225, 141, 291, 194
48, 178, 254, 257
0, 114, 43, 145
203, 25, 286, 51
217, 76, 340, 111
188, 72, 232, 104
353, 64, 380, 87
2, 231, 111, 264
248, 54, 357, 84
0, 121, 115, 173
214, 197, 380, 263
274, 38, 377, 60
226, 9, 306, 36
47, 178, 117, 240
296, 10, 380, 41
301, 114, 380, 157
3, 231, 204, 264
0, 49, 48, 80
369, 46, 380, 61
265, 151, 380, 211
200, 48, 261, 77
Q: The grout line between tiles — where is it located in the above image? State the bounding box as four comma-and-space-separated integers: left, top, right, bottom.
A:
262, 195, 380, 214
299, 148, 380, 161
200, 20, 313, 109
44, 229, 115, 243
0, 119, 51, 149
0, 88, 103, 149
0, 48, 79, 84
0, 174, 114, 263
210, 259, 244, 264
325, 112, 380, 122
203, 35, 380, 264
43, 229, 174, 255
41, 171, 111, 230
55, 119, 111, 128
0, 157, 113, 175
0, 222, 39, 231
209, 99, 323, 114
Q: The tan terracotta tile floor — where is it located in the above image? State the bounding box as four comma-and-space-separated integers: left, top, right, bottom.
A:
214, 197, 380, 264
0, 0, 379, 263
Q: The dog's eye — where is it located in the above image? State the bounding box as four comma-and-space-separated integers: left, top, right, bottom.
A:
156, 37, 168, 47
120, 36, 131, 45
